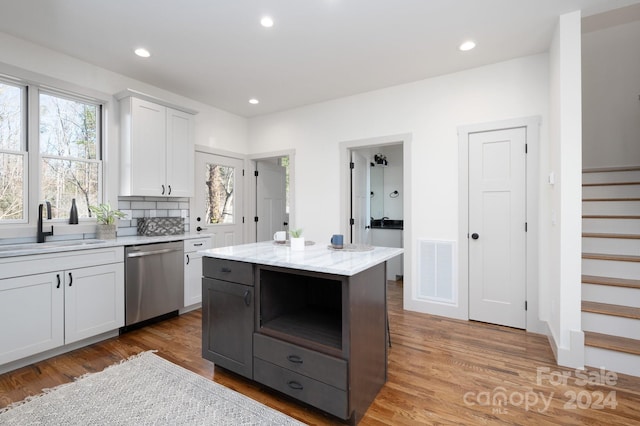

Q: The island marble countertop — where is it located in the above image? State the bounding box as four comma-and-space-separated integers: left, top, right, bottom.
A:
199, 241, 403, 276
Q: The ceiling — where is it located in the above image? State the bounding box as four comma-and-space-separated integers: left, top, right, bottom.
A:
0, 0, 638, 117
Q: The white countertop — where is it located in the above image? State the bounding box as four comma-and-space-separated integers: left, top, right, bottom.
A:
199, 241, 403, 276
0, 233, 211, 259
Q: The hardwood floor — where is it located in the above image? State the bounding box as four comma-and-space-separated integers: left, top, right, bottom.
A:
1, 281, 639, 425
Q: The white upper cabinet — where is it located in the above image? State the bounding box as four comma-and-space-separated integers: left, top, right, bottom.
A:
119, 93, 196, 197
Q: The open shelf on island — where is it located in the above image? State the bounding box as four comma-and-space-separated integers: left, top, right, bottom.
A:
258, 267, 344, 354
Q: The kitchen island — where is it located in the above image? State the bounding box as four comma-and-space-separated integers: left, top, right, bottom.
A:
199, 241, 403, 424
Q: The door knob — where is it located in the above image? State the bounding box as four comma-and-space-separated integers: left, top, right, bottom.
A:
471, 233, 479, 240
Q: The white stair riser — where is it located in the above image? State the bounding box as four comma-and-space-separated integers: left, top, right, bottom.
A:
582, 184, 640, 199
582, 237, 640, 256
582, 201, 640, 216
582, 259, 640, 280
582, 218, 640, 234
582, 283, 640, 308
582, 170, 640, 184
582, 313, 640, 340
585, 346, 640, 377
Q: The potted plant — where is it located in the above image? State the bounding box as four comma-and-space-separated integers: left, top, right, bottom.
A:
89, 203, 126, 239
289, 228, 304, 251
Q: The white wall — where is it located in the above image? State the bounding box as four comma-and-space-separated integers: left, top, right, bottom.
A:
545, 11, 584, 369
582, 19, 640, 168
248, 53, 550, 317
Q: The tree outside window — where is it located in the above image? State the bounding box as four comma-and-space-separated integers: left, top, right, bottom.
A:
0, 82, 25, 221
39, 93, 101, 220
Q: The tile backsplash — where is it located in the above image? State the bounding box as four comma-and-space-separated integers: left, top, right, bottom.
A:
117, 196, 190, 237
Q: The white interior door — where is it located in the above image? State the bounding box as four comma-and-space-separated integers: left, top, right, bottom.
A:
350, 150, 370, 244
256, 160, 287, 241
468, 127, 526, 329
193, 152, 244, 248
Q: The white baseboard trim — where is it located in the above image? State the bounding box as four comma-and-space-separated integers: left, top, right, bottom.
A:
545, 322, 585, 369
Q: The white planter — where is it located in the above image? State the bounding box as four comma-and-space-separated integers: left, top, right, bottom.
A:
96, 224, 117, 240
290, 237, 305, 251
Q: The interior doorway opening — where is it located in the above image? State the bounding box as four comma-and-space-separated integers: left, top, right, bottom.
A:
251, 152, 294, 242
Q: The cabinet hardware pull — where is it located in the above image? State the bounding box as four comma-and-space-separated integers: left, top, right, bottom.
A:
56, 274, 61, 289
287, 381, 303, 390
168, 185, 172, 195
68, 272, 73, 287
197, 226, 208, 232
221, 267, 231, 273
186, 254, 190, 265
194, 243, 203, 246
243, 290, 251, 307
287, 355, 303, 364
161, 184, 165, 195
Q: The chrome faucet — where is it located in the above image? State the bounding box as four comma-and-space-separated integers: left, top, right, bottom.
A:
37, 202, 54, 243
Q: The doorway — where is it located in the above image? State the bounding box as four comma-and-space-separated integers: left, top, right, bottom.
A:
255, 157, 289, 242
458, 117, 541, 332
349, 142, 404, 281
192, 150, 244, 248
468, 127, 526, 329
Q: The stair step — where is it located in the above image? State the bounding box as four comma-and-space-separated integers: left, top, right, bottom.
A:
582, 253, 640, 262
582, 184, 640, 199
582, 197, 640, 202
582, 200, 640, 216
582, 275, 640, 289
583, 215, 640, 219
582, 301, 640, 320
582, 233, 640, 239
584, 331, 640, 356
582, 181, 640, 187
583, 166, 640, 173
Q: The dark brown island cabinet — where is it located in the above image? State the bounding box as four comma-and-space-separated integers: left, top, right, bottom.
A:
201, 244, 398, 424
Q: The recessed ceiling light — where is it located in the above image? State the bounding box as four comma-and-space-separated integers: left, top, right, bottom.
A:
134, 48, 151, 58
459, 41, 476, 51
249, 98, 259, 105
260, 16, 274, 28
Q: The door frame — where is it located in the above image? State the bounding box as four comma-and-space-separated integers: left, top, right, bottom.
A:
248, 149, 296, 243
458, 116, 544, 333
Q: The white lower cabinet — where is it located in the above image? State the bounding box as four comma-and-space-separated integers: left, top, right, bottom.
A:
64, 263, 125, 344
0, 273, 64, 364
184, 237, 212, 308
0, 247, 124, 366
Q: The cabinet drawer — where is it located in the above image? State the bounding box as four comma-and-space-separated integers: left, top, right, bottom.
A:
185, 237, 212, 252
254, 333, 347, 390
254, 358, 348, 420
203, 258, 253, 285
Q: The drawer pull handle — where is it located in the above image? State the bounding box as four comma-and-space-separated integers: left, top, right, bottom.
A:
194, 243, 203, 246
287, 381, 303, 390
243, 290, 251, 307
221, 267, 232, 273
287, 355, 303, 364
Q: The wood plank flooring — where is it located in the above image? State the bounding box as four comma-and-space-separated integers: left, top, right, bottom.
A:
1, 281, 640, 425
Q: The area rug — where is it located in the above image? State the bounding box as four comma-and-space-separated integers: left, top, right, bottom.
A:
0, 351, 305, 425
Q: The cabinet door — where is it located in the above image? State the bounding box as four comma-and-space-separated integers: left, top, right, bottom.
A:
64, 263, 125, 344
202, 278, 253, 379
184, 251, 203, 307
166, 108, 194, 197
130, 98, 167, 196
0, 273, 64, 364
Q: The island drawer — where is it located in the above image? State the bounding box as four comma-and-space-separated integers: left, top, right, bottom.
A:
203, 258, 253, 285
254, 333, 347, 390
254, 358, 348, 419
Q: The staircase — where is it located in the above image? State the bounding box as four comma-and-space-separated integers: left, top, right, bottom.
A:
581, 166, 640, 377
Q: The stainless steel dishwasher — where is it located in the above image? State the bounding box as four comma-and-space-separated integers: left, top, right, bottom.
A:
125, 240, 184, 326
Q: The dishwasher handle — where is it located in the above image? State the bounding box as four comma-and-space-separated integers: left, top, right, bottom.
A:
127, 247, 182, 258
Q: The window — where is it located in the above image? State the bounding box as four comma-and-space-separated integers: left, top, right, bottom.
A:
39, 92, 101, 220
0, 81, 26, 221
205, 164, 235, 224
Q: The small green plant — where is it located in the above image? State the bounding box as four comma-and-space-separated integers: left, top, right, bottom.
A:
289, 228, 303, 238
89, 203, 126, 225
